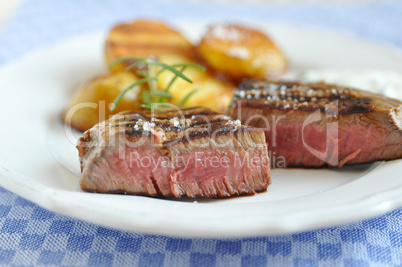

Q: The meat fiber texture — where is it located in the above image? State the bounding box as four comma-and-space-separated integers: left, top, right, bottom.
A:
77, 107, 270, 198
228, 80, 402, 168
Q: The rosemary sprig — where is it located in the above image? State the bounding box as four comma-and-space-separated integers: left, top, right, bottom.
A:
165, 66, 186, 93
124, 58, 147, 71
109, 77, 154, 111
108, 57, 205, 111
178, 88, 199, 107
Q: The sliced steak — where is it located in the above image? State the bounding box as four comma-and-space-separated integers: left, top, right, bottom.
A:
228, 80, 402, 167
77, 107, 270, 198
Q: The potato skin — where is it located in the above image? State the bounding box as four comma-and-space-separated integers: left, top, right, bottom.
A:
197, 24, 288, 81
105, 19, 235, 114
65, 21, 261, 131
62, 72, 143, 132
105, 20, 194, 73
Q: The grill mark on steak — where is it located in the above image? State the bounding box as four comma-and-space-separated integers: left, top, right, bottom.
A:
229, 80, 402, 167
117, 118, 230, 134
162, 124, 247, 147
109, 109, 242, 144
234, 80, 375, 114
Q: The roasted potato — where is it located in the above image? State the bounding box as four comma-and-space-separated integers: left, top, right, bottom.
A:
105, 20, 194, 72
197, 24, 288, 81
156, 54, 235, 113
62, 72, 143, 131
105, 19, 234, 113
65, 20, 236, 132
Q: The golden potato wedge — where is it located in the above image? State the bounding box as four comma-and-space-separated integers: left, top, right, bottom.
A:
105, 20, 194, 72
62, 72, 143, 131
156, 54, 235, 113
197, 24, 287, 81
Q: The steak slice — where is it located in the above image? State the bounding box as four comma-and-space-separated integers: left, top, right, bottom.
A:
77, 107, 270, 198
228, 80, 402, 168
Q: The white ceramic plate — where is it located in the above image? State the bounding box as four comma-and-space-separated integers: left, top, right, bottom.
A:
1, 21, 402, 238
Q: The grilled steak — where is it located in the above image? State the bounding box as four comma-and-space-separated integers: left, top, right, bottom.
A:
77, 107, 270, 198
228, 80, 402, 167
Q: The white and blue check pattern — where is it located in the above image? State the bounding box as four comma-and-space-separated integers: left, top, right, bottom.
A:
2, 187, 402, 266
1, 0, 402, 266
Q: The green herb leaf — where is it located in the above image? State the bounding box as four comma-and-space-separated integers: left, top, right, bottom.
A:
141, 90, 152, 105
136, 70, 149, 77
154, 61, 193, 83
153, 91, 172, 98
172, 63, 206, 72
164, 66, 186, 93
124, 58, 148, 71
109, 78, 149, 112
178, 88, 198, 107
108, 56, 147, 70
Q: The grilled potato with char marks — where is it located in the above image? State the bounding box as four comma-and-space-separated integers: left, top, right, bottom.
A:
105, 19, 235, 113
197, 24, 288, 81
65, 20, 278, 131
105, 20, 194, 73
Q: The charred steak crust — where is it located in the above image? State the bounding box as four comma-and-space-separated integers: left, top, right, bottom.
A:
228, 80, 402, 167
78, 107, 271, 198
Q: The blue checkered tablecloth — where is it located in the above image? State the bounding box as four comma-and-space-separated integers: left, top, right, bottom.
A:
1, 0, 402, 266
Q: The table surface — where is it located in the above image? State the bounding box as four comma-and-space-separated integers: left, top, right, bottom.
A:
1, 0, 402, 266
